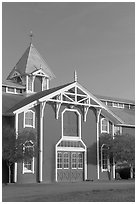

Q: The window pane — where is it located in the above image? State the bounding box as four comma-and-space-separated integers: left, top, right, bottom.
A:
102, 119, 108, 132
63, 153, 69, 169
78, 153, 83, 169
71, 153, 77, 169
57, 152, 63, 169
28, 77, 33, 91
25, 111, 34, 127
7, 87, 14, 93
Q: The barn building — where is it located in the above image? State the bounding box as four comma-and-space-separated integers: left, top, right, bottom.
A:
2, 42, 135, 183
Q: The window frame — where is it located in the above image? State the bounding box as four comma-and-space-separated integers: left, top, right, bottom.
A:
114, 126, 122, 135
101, 144, 110, 172
23, 141, 35, 174
101, 118, 109, 134
24, 110, 35, 128
62, 108, 81, 139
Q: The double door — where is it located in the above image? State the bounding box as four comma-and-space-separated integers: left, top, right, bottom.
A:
57, 151, 84, 182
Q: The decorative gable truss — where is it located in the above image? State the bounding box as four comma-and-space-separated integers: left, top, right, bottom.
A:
39, 82, 106, 121
31, 69, 49, 78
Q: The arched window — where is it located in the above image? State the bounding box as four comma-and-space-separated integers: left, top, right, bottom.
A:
24, 110, 35, 128
23, 141, 34, 173
101, 144, 110, 171
62, 109, 81, 138
101, 118, 109, 133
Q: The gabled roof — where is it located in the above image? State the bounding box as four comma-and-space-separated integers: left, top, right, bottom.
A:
7, 82, 74, 114
95, 94, 135, 105
7, 43, 55, 80
3, 80, 135, 127
2, 80, 25, 88
109, 107, 135, 126
2, 93, 25, 116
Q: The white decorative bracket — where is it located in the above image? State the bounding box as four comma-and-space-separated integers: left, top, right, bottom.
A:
97, 108, 101, 124
55, 94, 62, 119
83, 98, 90, 122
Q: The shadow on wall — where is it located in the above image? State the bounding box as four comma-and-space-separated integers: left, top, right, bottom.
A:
87, 142, 97, 165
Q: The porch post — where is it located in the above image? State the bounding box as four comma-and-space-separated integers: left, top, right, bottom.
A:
112, 124, 116, 179
96, 108, 101, 180
39, 101, 46, 182
14, 113, 18, 183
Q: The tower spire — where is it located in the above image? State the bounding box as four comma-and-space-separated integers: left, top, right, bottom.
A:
74, 70, 78, 82
29, 31, 34, 44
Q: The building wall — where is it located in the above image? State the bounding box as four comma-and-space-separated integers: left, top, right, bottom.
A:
42, 104, 98, 182
2, 116, 15, 183
122, 126, 135, 136
82, 107, 97, 181
17, 105, 40, 183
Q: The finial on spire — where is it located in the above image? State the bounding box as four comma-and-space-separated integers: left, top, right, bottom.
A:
29, 31, 34, 44
74, 70, 78, 82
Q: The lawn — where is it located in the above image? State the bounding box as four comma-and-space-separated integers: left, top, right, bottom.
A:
2, 180, 135, 202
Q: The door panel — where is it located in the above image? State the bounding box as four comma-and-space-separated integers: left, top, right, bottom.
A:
57, 151, 84, 182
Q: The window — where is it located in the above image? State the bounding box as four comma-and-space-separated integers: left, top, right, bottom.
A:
114, 126, 122, 135
57, 152, 63, 169
28, 76, 33, 92
71, 153, 77, 169
101, 118, 109, 133
78, 153, 83, 169
23, 141, 34, 173
16, 88, 23, 94
24, 110, 35, 128
113, 102, 119, 107
118, 103, 124, 108
101, 144, 109, 171
62, 109, 81, 138
63, 153, 69, 169
7, 87, 15, 93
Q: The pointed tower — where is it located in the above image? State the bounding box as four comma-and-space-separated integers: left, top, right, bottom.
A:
7, 43, 55, 94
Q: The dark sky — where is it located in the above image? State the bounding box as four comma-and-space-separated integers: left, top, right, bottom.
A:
2, 2, 135, 100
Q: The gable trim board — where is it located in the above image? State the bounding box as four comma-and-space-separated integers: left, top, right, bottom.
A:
9, 81, 126, 127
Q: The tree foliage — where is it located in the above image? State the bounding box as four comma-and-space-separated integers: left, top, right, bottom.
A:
99, 133, 135, 167
2, 126, 37, 165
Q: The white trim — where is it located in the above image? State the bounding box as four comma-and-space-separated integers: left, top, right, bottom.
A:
97, 109, 101, 180
113, 102, 124, 109
14, 113, 18, 183
39, 101, 46, 182
56, 137, 86, 182
100, 118, 109, 134
112, 124, 115, 179
13, 100, 37, 114
24, 110, 35, 128
32, 69, 49, 77
101, 144, 110, 172
116, 124, 135, 127
6, 87, 15, 94
23, 157, 35, 174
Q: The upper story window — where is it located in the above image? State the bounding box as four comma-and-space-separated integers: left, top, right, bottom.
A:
101, 144, 110, 171
7, 87, 15, 93
101, 118, 109, 134
62, 109, 81, 138
24, 110, 35, 128
114, 126, 122, 135
23, 141, 34, 174
113, 102, 124, 108
28, 76, 33, 92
